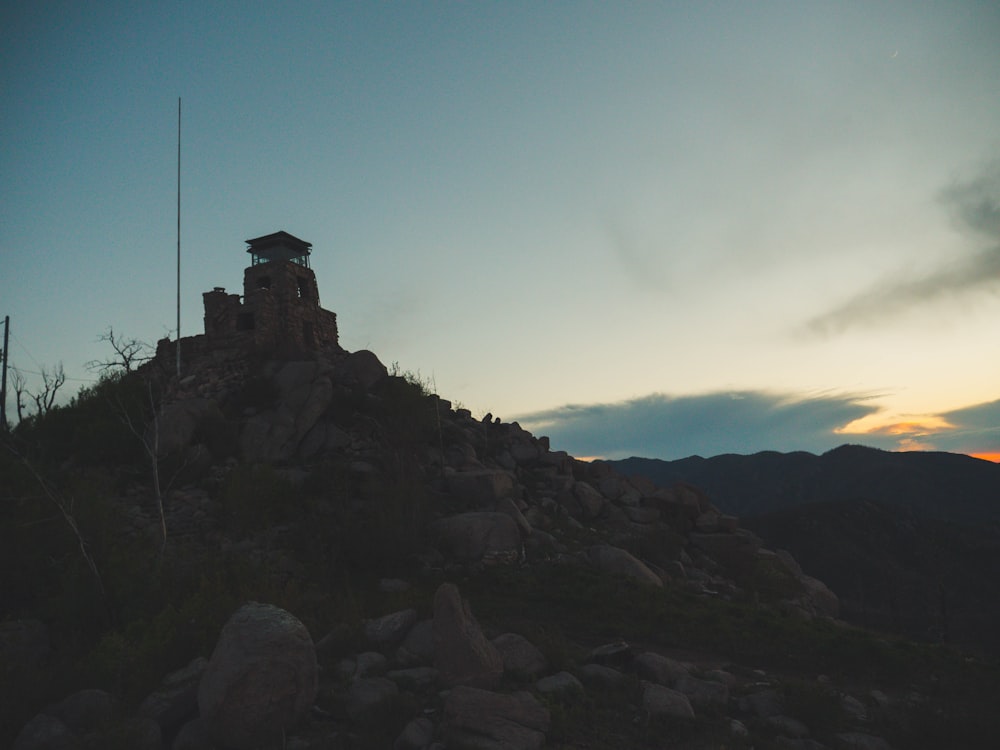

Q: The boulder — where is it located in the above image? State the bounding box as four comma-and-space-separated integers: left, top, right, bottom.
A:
585, 544, 662, 587
12, 714, 80, 750
492, 632, 548, 680
634, 651, 689, 686
535, 671, 584, 699
387, 667, 439, 690
445, 470, 516, 507
800, 574, 840, 618
336, 349, 388, 390
433, 583, 503, 689
587, 641, 633, 668
641, 682, 695, 719
197, 602, 318, 750
443, 686, 550, 750
239, 364, 333, 462
767, 714, 810, 738
364, 608, 418, 647
393, 717, 435, 750
577, 663, 628, 689
675, 674, 729, 710
138, 656, 207, 735
395, 619, 435, 667
564, 481, 606, 520
427, 512, 521, 564
171, 717, 215, 750
345, 677, 399, 720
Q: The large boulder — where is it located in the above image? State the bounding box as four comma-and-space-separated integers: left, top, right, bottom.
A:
641, 681, 695, 719
335, 349, 388, 390
197, 602, 318, 750
433, 583, 503, 689
239, 362, 333, 462
446, 470, 516, 507
585, 544, 662, 587
428, 512, 522, 564
443, 686, 550, 750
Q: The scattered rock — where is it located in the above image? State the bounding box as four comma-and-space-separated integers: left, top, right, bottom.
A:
345, 677, 398, 720
433, 583, 503, 689
198, 602, 318, 750
364, 608, 418, 647
138, 656, 207, 735
634, 651, 689, 686
641, 681, 695, 719
535, 671, 584, 699
443, 685, 550, 750
585, 544, 662, 587
492, 633, 548, 680
393, 717, 435, 750
428, 512, 521, 563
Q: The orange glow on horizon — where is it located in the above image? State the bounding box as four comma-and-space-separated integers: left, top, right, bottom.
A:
971, 452, 1000, 463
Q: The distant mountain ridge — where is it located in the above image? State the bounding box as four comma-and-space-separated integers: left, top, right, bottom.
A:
606, 444, 1000, 525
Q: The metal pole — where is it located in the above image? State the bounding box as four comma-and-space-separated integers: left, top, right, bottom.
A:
176, 97, 182, 377
1, 315, 9, 430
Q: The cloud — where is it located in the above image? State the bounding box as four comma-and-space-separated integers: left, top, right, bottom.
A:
926, 398, 1000, 455
514, 390, 884, 460
805, 161, 1000, 336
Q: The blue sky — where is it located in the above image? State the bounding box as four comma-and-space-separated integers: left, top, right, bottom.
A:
3, 1, 999, 460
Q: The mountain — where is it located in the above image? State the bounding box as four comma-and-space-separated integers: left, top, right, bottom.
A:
609, 447, 1000, 657
3, 348, 999, 749
607, 444, 1000, 524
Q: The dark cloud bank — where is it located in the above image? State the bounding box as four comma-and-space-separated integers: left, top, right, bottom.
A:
515, 391, 1000, 460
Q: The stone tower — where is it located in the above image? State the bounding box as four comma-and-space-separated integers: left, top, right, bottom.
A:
202, 231, 340, 356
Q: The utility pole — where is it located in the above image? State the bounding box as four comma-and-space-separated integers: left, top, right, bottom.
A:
176, 97, 182, 377
1, 315, 9, 430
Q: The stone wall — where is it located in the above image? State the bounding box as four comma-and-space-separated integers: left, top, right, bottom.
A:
200, 260, 340, 359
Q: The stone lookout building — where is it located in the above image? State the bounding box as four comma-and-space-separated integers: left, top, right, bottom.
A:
155, 230, 341, 366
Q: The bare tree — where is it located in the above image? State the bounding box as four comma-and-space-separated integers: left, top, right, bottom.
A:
86, 327, 153, 375
10, 366, 27, 423
112, 379, 172, 557
30, 363, 66, 416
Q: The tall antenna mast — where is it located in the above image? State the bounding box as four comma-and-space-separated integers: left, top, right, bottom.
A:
176, 97, 182, 377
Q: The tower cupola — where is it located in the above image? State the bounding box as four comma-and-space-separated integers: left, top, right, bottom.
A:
246, 230, 312, 268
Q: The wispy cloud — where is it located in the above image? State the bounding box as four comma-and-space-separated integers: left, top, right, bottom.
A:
515, 390, 883, 460
805, 160, 1000, 336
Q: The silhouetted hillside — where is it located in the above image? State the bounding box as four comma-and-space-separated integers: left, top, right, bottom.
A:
607, 444, 1000, 524
743, 498, 1000, 656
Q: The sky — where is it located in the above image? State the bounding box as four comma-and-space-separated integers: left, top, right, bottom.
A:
2, 1, 999, 462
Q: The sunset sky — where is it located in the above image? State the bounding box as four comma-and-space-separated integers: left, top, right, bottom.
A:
2, 1, 999, 461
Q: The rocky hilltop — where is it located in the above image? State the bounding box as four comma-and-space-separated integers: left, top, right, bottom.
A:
2, 345, 998, 749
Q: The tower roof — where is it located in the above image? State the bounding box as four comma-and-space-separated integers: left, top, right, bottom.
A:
246, 230, 312, 267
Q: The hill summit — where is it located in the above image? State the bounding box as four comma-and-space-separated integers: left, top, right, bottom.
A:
3, 235, 998, 749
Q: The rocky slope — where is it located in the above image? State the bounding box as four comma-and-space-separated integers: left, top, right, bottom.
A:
3, 348, 998, 749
